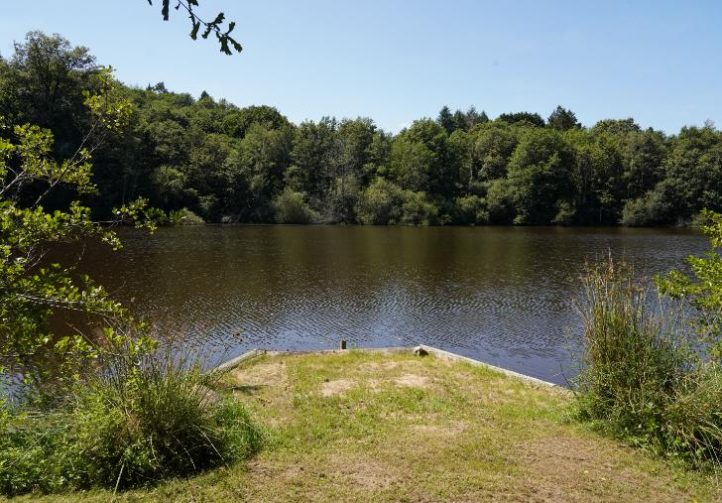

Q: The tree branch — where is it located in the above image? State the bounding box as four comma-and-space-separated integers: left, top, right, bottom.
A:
147, 0, 242, 55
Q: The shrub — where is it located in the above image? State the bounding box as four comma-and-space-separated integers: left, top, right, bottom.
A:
485, 179, 514, 224
453, 195, 487, 225
0, 352, 262, 496
400, 191, 439, 225
621, 187, 672, 226
168, 208, 205, 225
356, 178, 404, 225
552, 200, 576, 225
272, 188, 317, 224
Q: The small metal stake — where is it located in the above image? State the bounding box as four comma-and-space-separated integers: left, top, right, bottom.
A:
339, 339, 347, 350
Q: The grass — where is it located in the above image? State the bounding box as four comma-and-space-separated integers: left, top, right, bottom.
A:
0, 352, 262, 496
4, 350, 719, 502
575, 259, 722, 467
574, 259, 687, 444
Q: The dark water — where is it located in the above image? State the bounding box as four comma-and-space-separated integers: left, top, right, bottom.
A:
69, 225, 706, 384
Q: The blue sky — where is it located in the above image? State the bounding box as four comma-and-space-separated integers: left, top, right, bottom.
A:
1, 1, 721, 133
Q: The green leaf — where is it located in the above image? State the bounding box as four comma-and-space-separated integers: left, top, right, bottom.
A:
190, 20, 201, 40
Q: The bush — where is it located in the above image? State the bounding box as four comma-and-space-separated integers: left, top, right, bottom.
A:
356, 179, 440, 226
453, 195, 487, 225
272, 188, 317, 224
356, 178, 404, 225
400, 191, 439, 225
621, 187, 672, 226
168, 208, 205, 225
0, 352, 262, 496
552, 200, 576, 225
485, 179, 514, 224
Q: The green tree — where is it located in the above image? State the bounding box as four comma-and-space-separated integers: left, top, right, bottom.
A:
400, 190, 438, 225
660, 125, 722, 221
288, 118, 338, 212
0, 32, 97, 159
151, 164, 191, 208
620, 129, 666, 200
506, 128, 574, 224
389, 119, 459, 200
566, 128, 625, 224
547, 106, 580, 131
0, 69, 152, 371
325, 118, 378, 222
497, 111, 545, 127
453, 194, 487, 224
222, 105, 289, 138
356, 177, 404, 224
591, 118, 640, 135
468, 122, 519, 184
460, 106, 489, 130
436, 106, 455, 134
658, 210, 722, 360
230, 123, 292, 221
272, 187, 317, 224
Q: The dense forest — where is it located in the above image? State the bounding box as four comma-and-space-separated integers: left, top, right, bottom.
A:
2, 32, 722, 227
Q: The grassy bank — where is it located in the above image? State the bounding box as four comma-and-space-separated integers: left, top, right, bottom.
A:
7, 350, 718, 502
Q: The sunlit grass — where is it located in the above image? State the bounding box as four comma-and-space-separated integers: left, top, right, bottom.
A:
7, 350, 718, 502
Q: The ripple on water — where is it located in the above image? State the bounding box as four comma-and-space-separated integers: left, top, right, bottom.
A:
59, 226, 706, 384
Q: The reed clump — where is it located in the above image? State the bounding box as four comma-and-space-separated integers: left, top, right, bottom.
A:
0, 349, 263, 496
575, 258, 722, 468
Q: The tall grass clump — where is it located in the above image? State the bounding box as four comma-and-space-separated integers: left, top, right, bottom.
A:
575, 248, 722, 468
665, 366, 722, 465
0, 348, 263, 496
575, 259, 689, 444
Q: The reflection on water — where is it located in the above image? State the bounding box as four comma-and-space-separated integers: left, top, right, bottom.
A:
64, 225, 705, 384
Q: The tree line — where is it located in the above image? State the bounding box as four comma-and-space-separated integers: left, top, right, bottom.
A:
2, 32, 721, 227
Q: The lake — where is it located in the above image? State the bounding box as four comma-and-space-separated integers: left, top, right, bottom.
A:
71, 225, 706, 384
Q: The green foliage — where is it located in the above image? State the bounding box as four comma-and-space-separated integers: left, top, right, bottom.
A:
506, 128, 574, 224
356, 178, 404, 225
0, 352, 262, 495
576, 227, 722, 467
468, 122, 518, 183
0, 32, 96, 157
400, 190, 439, 225
147, 0, 242, 55
663, 366, 722, 465
0, 69, 158, 372
4, 32, 722, 228
657, 210, 722, 360
591, 118, 641, 135
547, 106, 580, 131
485, 179, 514, 224
389, 119, 458, 198
222, 105, 288, 138
436, 105, 488, 134
497, 111, 545, 127
453, 194, 487, 225
575, 260, 687, 440
356, 178, 438, 226
272, 187, 317, 224
621, 187, 672, 226
167, 207, 204, 225
660, 125, 722, 222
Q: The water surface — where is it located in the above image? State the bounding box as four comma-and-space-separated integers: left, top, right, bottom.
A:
72, 226, 705, 384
